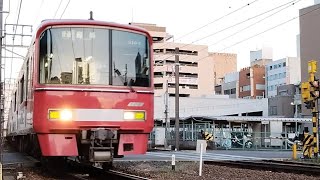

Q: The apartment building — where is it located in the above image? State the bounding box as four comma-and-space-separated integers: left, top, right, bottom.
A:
130, 23, 237, 97
265, 57, 300, 98
209, 52, 237, 86
221, 72, 239, 98
250, 47, 273, 67
239, 65, 265, 99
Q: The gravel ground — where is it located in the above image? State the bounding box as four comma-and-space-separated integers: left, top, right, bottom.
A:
3, 167, 58, 180
113, 161, 320, 180
3, 161, 320, 180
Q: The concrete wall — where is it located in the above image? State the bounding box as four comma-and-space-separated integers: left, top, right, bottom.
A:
154, 95, 268, 120
268, 96, 294, 118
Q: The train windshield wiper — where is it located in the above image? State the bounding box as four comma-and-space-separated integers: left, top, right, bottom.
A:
113, 68, 135, 92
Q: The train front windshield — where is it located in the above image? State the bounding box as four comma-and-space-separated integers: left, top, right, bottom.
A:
39, 27, 151, 87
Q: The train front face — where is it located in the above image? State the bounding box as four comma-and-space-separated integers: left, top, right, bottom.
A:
33, 20, 154, 164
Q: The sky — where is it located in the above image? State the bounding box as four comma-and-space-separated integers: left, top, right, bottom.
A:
2, 0, 317, 82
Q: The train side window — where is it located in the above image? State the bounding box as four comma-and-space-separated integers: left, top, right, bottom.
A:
26, 59, 29, 100
14, 91, 17, 112
20, 75, 24, 103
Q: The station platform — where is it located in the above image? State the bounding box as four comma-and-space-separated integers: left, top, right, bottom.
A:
1, 142, 38, 167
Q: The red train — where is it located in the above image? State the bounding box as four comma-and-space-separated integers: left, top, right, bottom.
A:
6, 19, 154, 169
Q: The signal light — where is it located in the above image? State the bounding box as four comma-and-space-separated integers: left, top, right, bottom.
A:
310, 79, 320, 99
305, 101, 315, 109
301, 82, 311, 102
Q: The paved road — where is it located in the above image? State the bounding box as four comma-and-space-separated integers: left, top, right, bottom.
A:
115, 150, 299, 162
2, 150, 299, 164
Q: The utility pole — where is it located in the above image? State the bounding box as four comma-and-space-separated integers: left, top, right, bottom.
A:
164, 78, 169, 149
174, 47, 179, 151
0, 0, 3, 164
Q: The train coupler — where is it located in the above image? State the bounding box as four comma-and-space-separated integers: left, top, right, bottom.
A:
89, 146, 113, 162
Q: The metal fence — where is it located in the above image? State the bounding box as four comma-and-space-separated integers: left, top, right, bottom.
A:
149, 123, 301, 150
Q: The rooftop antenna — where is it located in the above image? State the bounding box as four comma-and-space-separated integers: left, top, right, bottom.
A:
89, 11, 94, 20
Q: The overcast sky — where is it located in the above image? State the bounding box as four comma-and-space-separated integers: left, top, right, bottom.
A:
2, 0, 316, 81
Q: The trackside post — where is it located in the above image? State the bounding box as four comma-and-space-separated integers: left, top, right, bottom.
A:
172, 154, 175, 171
199, 143, 203, 176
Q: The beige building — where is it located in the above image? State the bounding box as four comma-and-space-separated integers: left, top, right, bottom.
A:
209, 52, 237, 86
130, 23, 237, 97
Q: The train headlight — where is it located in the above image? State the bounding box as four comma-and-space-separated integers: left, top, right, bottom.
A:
49, 109, 73, 121
123, 111, 145, 120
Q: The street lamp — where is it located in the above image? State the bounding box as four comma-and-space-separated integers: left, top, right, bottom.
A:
290, 102, 298, 118
291, 101, 298, 135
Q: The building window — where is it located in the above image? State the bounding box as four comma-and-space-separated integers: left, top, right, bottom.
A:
242, 85, 250, 91
278, 64, 282, 68
246, 73, 250, 79
283, 62, 286, 67
270, 106, 277, 115
270, 66, 272, 70
279, 90, 288, 96
256, 84, 265, 90
231, 88, 236, 94
154, 83, 163, 89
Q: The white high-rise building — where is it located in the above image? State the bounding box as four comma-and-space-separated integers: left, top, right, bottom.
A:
265, 57, 300, 98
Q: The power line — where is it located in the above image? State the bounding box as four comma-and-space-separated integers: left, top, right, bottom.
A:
194, 5, 320, 65
155, 0, 260, 51
53, 0, 63, 19
59, 0, 71, 19
192, 0, 300, 44
33, 0, 45, 26
3, 48, 24, 58
176, 0, 259, 41
13, 0, 22, 40
155, 0, 300, 64
177, 0, 302, 62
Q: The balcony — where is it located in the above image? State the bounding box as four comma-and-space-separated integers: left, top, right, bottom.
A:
168, 77, 198, 85
168, 87, 198, 95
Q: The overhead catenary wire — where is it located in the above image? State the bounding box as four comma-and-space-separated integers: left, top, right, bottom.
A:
155, 0, 260, 51
9, 0, 24, 90
59, 0, 71, 19
192, 5, 320, 65
53, 0, 63, 19
177, 0, 302, 62
155, 0, 301, 64
33, 0, 44, 26
175, 0, 260, 42
13, 0, 22, 40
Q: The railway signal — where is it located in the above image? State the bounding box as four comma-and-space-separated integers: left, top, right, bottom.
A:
301, 82, 313, 109
301, 60, 319, 158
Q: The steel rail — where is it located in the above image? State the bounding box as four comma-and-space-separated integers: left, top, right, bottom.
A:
204, 160, 320, 176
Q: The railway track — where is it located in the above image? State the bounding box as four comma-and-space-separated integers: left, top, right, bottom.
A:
204, 159, 320, 176
62, 159, 150, 180
66, 169, 150, 180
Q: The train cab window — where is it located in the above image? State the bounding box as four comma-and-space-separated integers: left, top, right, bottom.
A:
39, 27, 110, 85
39, 27, 151, 87
112, 30, 150, 87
